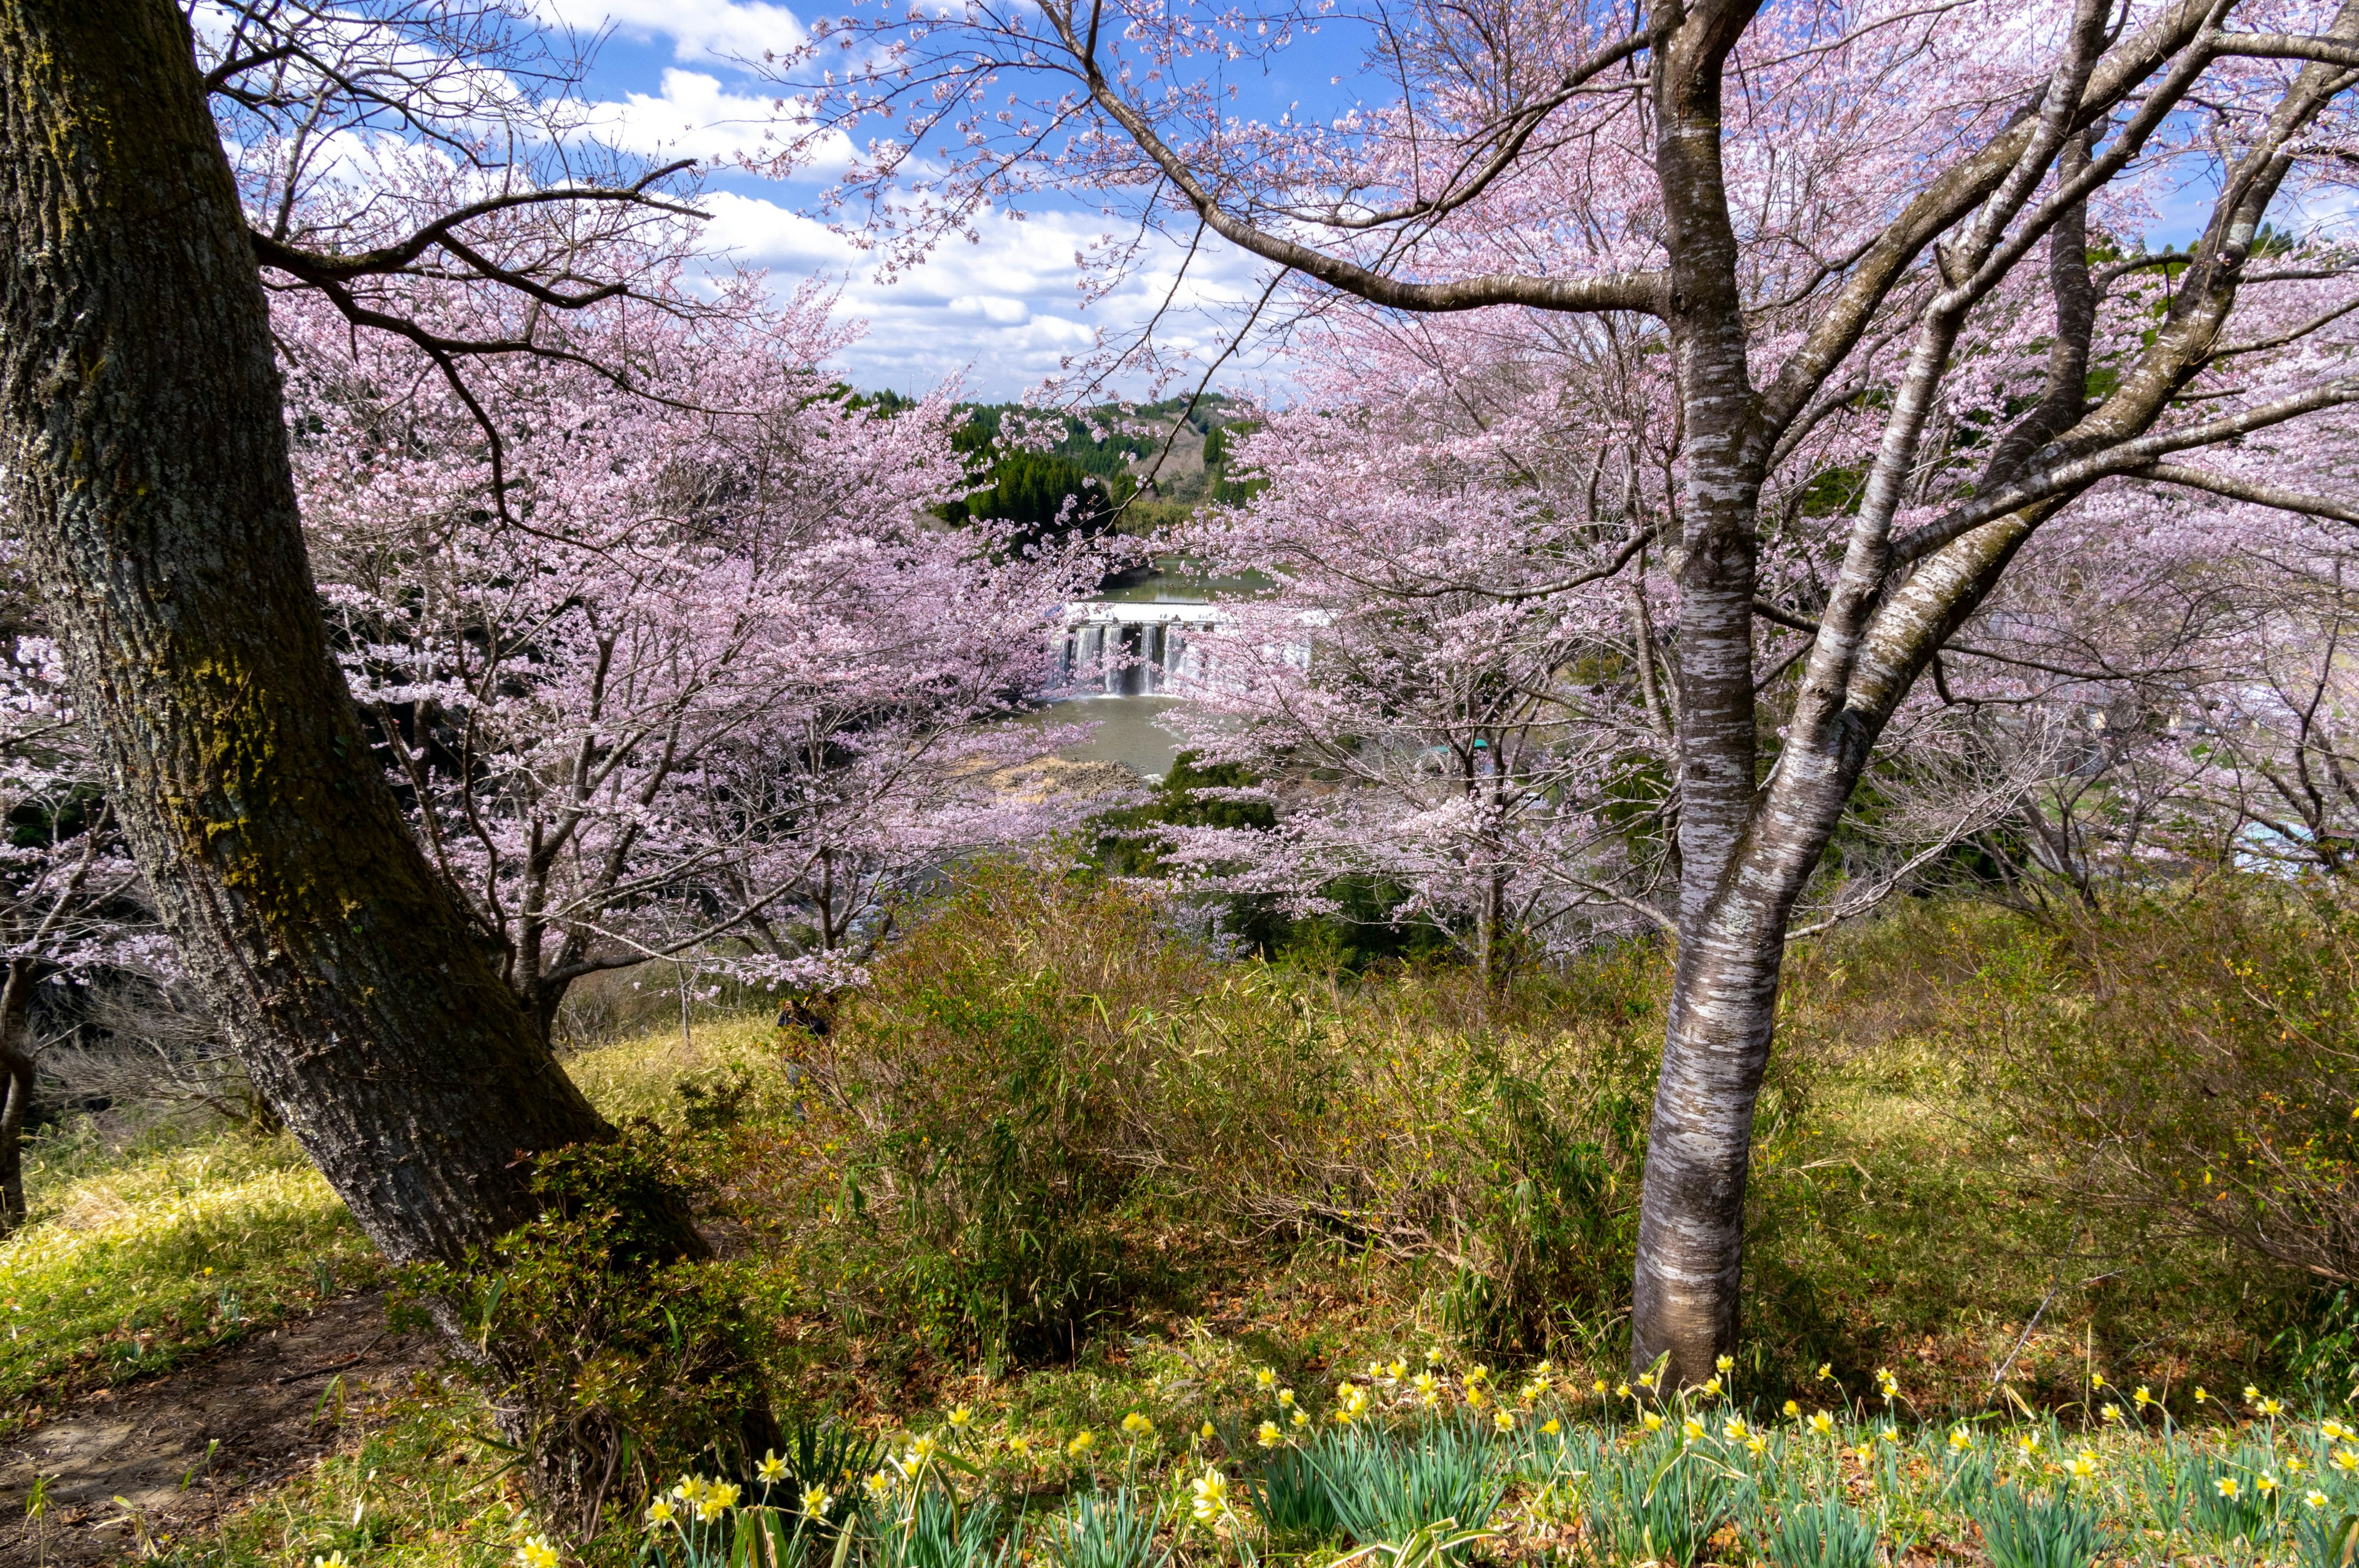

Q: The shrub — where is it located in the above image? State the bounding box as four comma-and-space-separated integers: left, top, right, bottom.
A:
741, 859, 1658, 1366
1987, 887, 2359, 1292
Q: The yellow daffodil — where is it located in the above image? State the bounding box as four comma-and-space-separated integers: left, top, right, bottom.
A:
864, 1470, 894, 1502
1277, 1388, 1296, 1408
1809, 1411, 1836, 1437
1817, 1363, 1833, 1381
1388, 1360, 1408, 1380
1542, 1418, 1561, 1435
2091, 1373, 2107, 1389
1291, 1409, 1310, 1429
2194, 1387, 2211, 1404
1643, 1411, 1666, 1432
1949, 1429, 1974, 1453
1257, 1367, 1277, 1389
2258, 1474, 2282, 1496
1682, 1418, 1707, 1443
1724, 1417, 1750, 1441
1191, 1468, 1229, 1524
1495, 1409, 1516, 1432
2134, 1386, 2156, 1408
1068, 1430, 1097, 1457
645, 1499, 677, 1529
949, 1406, 973, 1430
2334, 1449, 2359, 1475
516, 1535, 561, 1568
1257, 1421, 1282, 1448
2260, 1398, 2287, 1418
1716, 1354, 1735, 1375
2069, 1451, 2099, 1479
1702, 1376, 1723, 1397
1783, 1399, 1801, 1418
1122, 1412, 1154, 1438
2018, 1433, 2041, 1456
2216, 1476, 2242, 1500
2325, 1419, 2355, 1443
2309, 1491, 2333, 1510
802, 1485, 834, 1518
2101, 1404, 2122, 1425
1010, 1437, 1031, 1459
758, 1452, 789, 1484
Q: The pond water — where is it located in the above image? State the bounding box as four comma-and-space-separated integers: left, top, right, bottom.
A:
1034, 558, 1245, 779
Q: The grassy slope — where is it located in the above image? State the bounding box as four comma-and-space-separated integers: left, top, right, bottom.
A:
5, 884, 2342, 1564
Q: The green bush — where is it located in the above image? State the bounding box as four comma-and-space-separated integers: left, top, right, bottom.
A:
754, 860, 1657, 1366
1985, 887, 2359, 1298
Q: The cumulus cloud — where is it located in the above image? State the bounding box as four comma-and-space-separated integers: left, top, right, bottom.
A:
697, 192, 1267, 397
541, 0, 807, 64
581, 68, 851, 166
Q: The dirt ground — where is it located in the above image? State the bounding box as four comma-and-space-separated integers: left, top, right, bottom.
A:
0, 1295, 436, 1567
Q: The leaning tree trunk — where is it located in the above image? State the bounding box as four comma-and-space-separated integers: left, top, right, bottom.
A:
0, 958, 33, 1234
0, 0, 764, 1511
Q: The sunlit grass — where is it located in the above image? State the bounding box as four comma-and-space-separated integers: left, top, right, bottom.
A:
0, 1128, 378, 1435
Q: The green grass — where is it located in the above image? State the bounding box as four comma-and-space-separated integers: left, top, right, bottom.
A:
10, 871, 2357, 1563
1, 1125, 379, 1437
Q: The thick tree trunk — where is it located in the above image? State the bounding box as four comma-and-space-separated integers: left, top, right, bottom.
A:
0, 0, 761, 1510
0, 959, 33, 1234
1630, 0, 1780, 1384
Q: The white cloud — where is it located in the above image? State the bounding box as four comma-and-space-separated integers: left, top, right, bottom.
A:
541, 0, 808, 64
696, 191, 1269, 397
583, 69, 835, 163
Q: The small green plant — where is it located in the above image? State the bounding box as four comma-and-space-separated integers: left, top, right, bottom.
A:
1760, 1489, 1879, 1568
2185, 1448, 2277, 1542
1333, 1518, 1498, 1568
1971, 1483, 2104, 1568
1245, 1441, 1340, 1546
1047, 1488, 1171, 1568
1584, 1438, 1743, 1568
1316, 1419, 1503, 1549
2294, 1503, 2359, 1568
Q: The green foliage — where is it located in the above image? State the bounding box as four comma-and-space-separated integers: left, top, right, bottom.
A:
1583, 1437, 1744, 1568
1245, 1440, 1340, 1545
399, 1130, 777, 1504
1970, 1484, 2105, 1568
1983, 887, 2359, 1298
0, 1125, 377, 1435
746, 861, 1655, 1365
1047, 1488, 1172, 1568
1313, 1418, 1504, 1547
1758, 1488, 1879, 1568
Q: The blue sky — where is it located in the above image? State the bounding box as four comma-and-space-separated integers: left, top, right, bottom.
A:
541, 0, 1297, 400
536, 2, 2264, 403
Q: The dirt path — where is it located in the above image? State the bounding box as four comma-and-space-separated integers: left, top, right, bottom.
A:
0, 1294, 436, 1567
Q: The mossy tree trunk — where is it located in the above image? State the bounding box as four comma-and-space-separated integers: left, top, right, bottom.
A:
0, 0, 761, 1510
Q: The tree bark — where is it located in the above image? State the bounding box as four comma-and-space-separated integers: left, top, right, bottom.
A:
0, 0, 757, 1506
0, 959, 33, 1235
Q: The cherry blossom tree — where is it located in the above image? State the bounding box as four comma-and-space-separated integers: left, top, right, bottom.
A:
281, 278, 1102, 1040
779, 0, 2359, 1376
0, 554, 164, 1231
